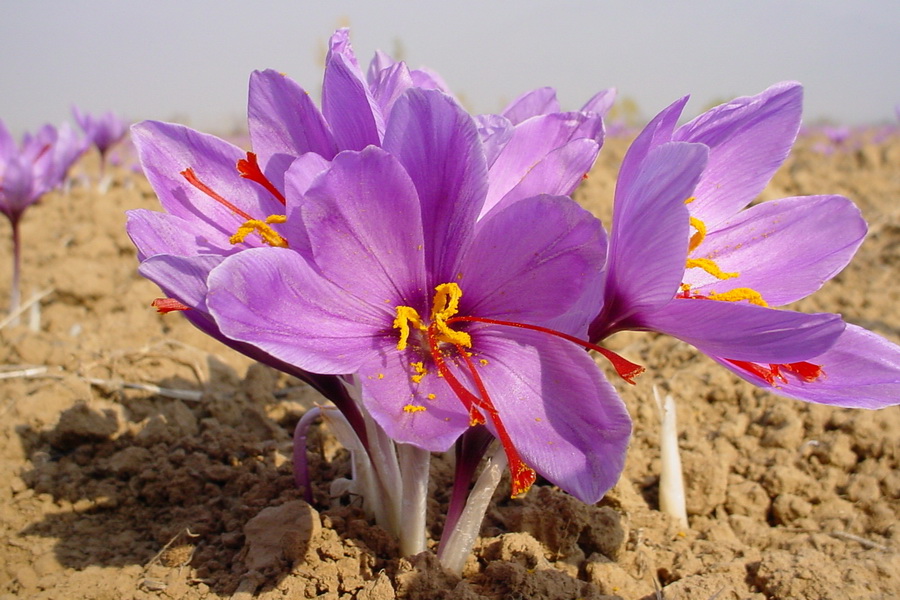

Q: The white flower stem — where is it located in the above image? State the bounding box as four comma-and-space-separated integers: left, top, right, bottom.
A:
438, 443, 507, 576
397, 443, 431, 556
655, 386, 688, 528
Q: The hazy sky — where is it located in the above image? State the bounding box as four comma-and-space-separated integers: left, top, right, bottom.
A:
2, 1, 898, 136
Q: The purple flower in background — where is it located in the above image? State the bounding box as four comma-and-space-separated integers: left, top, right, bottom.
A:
1, 120, 84, 319
203, 89, 632, 504
590, 82, 900, 409
73, 106, 127, 177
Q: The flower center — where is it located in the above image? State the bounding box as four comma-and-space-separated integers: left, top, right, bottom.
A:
180, 151, 288, 248
392, 282, 645, 498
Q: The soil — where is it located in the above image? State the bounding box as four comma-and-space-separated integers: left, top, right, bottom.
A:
1, 128, 898, 600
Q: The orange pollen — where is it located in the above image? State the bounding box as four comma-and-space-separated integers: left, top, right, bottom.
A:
236, 152, 286, 205
151, 297, 190, 313
180, 168, 253, 220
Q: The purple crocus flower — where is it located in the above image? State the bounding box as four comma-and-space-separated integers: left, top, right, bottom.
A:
72, 106, 127, 158
202, 89, 633, 503
126, 29, 621, 527
590, 82, 900, 409
1, 120, 84, 318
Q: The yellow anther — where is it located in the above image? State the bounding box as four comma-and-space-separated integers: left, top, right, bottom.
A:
393, 306, 425, 351
394, 283, 472, 352
684, 196, 696, 204
403, 405, 426, 413
688, 216, 707, 253
686, 257, 738, 280
410, 361, 428, 383
431, 283, 472, 347
427, 393, 436, 400
230, 214, 288, 247
479, 358, 489, 366
708, 288, 769, 307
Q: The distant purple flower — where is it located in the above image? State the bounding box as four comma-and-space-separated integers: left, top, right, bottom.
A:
72, 106, 127, 158
1, 120, 84, 318
590, 82, 900, 409
203, 90, 632, 503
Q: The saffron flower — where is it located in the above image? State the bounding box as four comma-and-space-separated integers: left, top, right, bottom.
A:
72, 106, 127, 178
126, 28, 619, 561
590, 82, 900, 408
1, 120, 84, 320
204, 88, 632, 505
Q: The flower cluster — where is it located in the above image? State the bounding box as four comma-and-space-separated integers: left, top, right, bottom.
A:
127, 29, 899, 571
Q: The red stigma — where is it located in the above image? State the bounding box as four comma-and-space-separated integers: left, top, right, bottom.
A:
151, 297, 190, 313
180, 168, 253, 220
449, 315, 645, 385
727, 359, 824, 385
426, 324, 536, 497
236, 152, 286, 205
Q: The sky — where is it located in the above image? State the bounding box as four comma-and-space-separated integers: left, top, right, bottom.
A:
2, 1, 898, 137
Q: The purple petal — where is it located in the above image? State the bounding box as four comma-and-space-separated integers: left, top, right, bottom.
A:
474, 328, 632, 503
675, 82, 803, 228
616, 96, 689, 194
639, 298, 845, 362
714, 324, 900, 409
463, 195, 606, 329
581, 88, 617, 118
485, 138, 600, 214
475, 113, 514, 167
601, 142, 708, 327
356, 351, 471, 452
208, 247, 389, 374
383, 89, 487, 281
0, 119, 15, 158
367, 61, 415, 121
248, 69, 338, 162
501, 87, 560, 125
281, 152, 332, 255
686, 195, 866, 306
298, 147, 428, 307
138, 254, 224, 312
131, 121, 284, 243
482, 112, 603, 216
126, 209, 232, 259
322, 31, 383, 149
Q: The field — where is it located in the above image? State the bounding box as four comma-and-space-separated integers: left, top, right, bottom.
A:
1, 128, 898, 599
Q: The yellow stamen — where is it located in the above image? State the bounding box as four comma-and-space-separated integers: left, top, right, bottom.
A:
431, 283, 472, 347
230, 214, 288, 247
708, 288, 769, 307
686, 257, 738, 280
427, 393, 436, 400
688, 216, 707, 253
393, 306, 425, 351
403, 405, 426, 413
684, 196, 696, 204
410, 361, 428, 383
